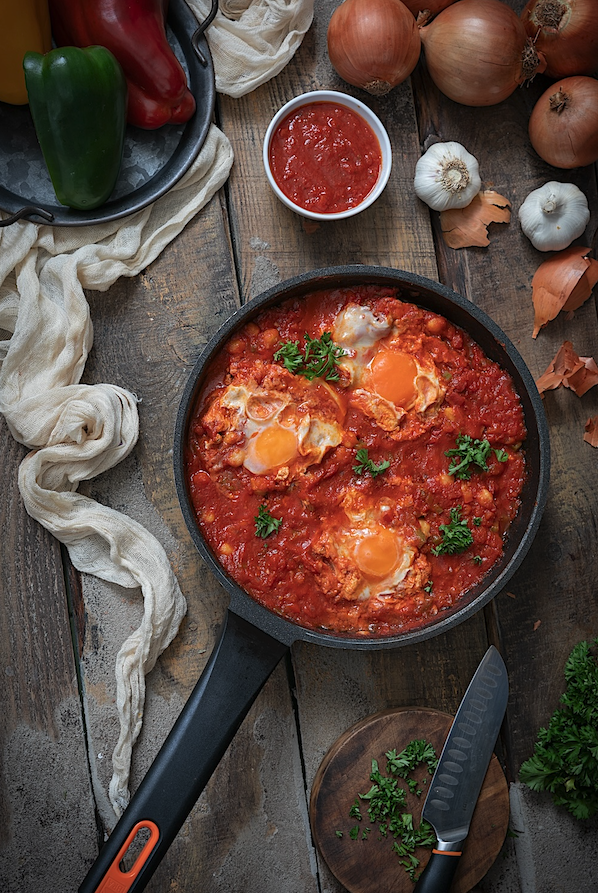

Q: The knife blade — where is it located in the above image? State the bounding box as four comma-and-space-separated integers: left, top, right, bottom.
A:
413, 645, 509, 893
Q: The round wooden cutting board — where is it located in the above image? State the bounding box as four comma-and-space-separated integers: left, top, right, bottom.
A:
309, 707, 510, 893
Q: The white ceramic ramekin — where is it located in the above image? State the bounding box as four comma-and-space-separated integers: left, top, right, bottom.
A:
263, 90, 392, 222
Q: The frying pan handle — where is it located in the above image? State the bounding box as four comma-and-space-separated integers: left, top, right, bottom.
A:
78, 609, 289, 893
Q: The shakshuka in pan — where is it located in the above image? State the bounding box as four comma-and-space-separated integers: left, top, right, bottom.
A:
184, 285, 527, 637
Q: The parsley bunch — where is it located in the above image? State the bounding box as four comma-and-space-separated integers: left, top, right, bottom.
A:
431, 506, 474, 556
445, 434, 508, 479
519, 639, 598, 819
342, 740, 438, 882
273, 332, 345, 382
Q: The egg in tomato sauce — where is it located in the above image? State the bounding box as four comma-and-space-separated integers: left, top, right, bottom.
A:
333, 303, 445, 430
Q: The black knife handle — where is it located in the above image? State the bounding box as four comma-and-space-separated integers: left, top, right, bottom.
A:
413, 847, 462, 892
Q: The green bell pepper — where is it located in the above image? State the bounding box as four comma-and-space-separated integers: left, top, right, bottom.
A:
23, 45, 127, 211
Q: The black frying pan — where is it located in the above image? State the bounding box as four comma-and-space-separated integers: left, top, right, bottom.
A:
79, 266, 550, 892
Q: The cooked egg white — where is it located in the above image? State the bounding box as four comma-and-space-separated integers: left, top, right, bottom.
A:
336, 520, 417, 601
220, 383, 343, 475
333, 303, 444, 428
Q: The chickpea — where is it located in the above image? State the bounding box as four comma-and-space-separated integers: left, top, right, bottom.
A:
426, 316, 445, 335
219, 543, 234, 555
226, 449, 245, 468
227, 336, 245, 355
477, 487, 494, 507
260, 327, 280, 349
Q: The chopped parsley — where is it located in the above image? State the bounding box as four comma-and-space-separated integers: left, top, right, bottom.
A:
273, 331, 345, 382
431, 506, 473, 556
353, 448, 390, 478
342, 740, 438, 882
445, 434, 508, 479
254, 504, 282, 538
519, 638, 598, 820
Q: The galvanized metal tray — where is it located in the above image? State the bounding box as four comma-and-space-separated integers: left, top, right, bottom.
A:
0, 0, 216, 227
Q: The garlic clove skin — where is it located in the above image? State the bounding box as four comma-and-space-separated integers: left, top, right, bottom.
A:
413, 141, 482, 211
518, 181, 590, 252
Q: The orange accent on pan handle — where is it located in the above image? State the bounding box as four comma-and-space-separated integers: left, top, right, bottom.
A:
96, 821, 160, 893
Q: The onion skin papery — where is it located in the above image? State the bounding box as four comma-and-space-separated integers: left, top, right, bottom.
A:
327, 0, 422, 96
419, 0, 546, 107
529, 76, 598, 169
521, 0, 598, 78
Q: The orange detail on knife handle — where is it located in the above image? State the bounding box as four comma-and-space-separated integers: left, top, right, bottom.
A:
413, 847, 463, 892
95, 821, 160, 893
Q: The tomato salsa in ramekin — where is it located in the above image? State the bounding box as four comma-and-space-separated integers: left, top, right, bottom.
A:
263, 91, 392, 220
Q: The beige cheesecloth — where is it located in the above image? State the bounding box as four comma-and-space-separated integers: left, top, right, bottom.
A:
0, 0, 314, 818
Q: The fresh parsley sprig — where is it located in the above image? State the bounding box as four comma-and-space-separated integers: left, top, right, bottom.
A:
520, 638, 598, 820
353, 447, 390, 478
274, 332, 345, 382
431, 506, 473, 556
445, 434, 509, 479
254, 504, 282, 538
341, 740, 439, 882
386, 740, 438, 779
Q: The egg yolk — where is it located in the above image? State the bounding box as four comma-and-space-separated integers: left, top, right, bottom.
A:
247, 423, 298, 472
354, 526, 401, 578
370, 349, 418, 407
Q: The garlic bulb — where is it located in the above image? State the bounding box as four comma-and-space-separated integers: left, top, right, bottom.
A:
518, 181, 590, 252
414, 141, 482, 211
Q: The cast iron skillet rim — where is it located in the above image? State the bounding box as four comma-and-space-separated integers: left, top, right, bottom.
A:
174, 265, 550, 650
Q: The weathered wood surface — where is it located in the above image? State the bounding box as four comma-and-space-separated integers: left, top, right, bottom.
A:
1, 0, 597, 891
0, 420, 98, 890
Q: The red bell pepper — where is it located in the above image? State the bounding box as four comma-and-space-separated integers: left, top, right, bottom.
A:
48, 0, 196, 130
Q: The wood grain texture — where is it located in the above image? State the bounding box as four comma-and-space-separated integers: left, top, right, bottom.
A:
310, 708, 509, 893
0, 417, 98, 890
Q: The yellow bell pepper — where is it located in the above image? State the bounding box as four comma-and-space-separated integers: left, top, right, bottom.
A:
0, 0, 52, 105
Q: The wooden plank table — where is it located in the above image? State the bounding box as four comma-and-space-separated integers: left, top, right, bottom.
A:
1, 1, 597, 891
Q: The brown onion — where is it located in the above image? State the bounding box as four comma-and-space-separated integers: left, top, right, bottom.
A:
327, 0, 421, 96
419, 0, 546, 107
521, 0, 598, 78
528, 76, 598, 168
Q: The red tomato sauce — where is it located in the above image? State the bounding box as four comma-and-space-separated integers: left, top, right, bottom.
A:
268, 101, 382, 214
185, 286, 528, 638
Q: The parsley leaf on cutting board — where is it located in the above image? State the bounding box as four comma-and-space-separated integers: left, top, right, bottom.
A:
519, 638, 598, 819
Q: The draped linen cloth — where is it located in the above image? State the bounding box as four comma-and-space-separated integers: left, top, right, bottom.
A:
0, 0, 313, 818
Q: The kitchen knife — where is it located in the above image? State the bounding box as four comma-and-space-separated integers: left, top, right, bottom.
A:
413, 645, 509, 893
